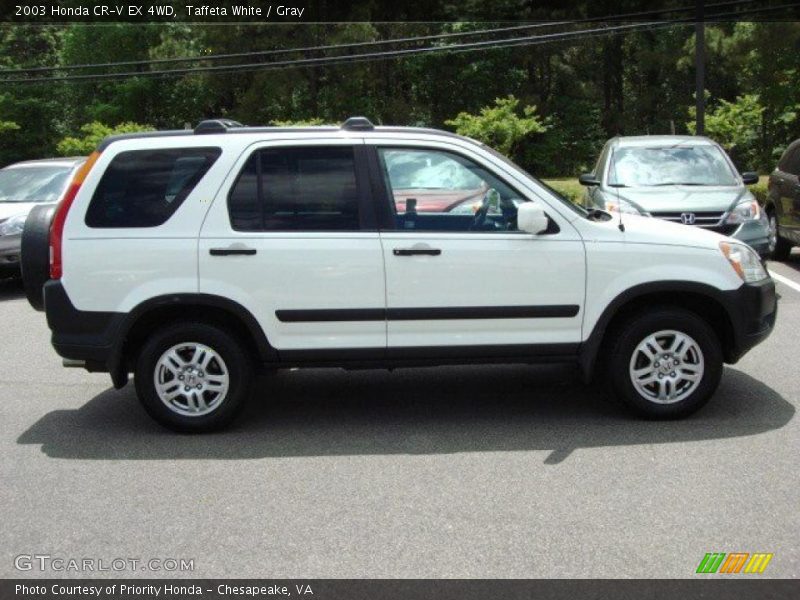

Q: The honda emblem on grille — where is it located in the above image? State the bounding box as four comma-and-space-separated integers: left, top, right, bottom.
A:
680, 212, 697, 225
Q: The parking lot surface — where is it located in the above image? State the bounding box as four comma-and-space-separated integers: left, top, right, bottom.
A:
1, 256, 799, 578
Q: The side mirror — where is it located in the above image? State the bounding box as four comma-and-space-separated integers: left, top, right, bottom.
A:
741, 171, 759, 185
579, 173, 602, 186
517, 203, 549, 235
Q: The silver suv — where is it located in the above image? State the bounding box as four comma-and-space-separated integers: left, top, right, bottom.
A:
580, 136, 770, 257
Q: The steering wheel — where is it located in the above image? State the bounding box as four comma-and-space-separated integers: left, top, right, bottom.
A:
470, 188, 500, 231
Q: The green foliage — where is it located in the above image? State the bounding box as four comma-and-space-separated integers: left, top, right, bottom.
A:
524, 100, 606, 177
0, 121, 20, 134
687, 94, 765, 168
1, 20, 800, 173
56, 122, 154, 156
445, 96, 549, 156
271, 118, 330, 126
749, 176, 770, 205
541, 178, 584, 205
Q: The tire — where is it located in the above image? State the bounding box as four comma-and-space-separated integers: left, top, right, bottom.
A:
134, 322, 254, 432
767, 210, 793, 261
605, 307, 723, 419
21, 204, 56, 311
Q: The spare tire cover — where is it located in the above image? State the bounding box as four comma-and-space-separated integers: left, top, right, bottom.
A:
21, 204, 56, 311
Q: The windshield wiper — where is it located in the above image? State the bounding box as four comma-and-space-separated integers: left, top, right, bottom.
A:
608, 183, 629, 188
651, 182, 707, 187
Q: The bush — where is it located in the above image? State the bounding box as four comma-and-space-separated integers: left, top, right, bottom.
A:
749, 175, 770, 205
687, 94, 763, 168
56, 121, 154, 156
271, 118, 330, 126
445, 96, 549, 156
0, 120, 20, 135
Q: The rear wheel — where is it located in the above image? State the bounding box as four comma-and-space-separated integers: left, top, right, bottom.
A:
605, 308, 723, 419
135, 322, 253, 432
768, 210, 793, 261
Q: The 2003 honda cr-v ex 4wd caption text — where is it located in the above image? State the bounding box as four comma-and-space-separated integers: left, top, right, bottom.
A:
21, 117, 777, 432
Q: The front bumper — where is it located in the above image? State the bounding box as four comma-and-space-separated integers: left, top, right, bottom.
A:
0, 233, 22, 274
720, 277, 777, 362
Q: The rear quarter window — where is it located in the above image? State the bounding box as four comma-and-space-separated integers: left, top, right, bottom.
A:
85, 147, 221, 228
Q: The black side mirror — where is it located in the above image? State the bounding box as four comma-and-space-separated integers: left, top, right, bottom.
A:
579, 173, 602, 186
741, 171, 759, 185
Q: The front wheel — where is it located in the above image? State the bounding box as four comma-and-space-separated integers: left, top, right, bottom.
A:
135, 322, 254, 432
605, 308, 723, 419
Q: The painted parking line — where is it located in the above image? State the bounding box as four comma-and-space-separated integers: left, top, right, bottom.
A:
769, 269, 800, 294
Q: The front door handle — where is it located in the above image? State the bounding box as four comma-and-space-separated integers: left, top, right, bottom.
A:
393, 247, 442, 256
209, 246, 257, 256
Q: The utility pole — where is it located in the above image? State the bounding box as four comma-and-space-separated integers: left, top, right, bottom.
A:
695, 0, 705, 135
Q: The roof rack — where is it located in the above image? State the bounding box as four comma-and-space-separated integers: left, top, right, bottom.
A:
341, 116, 374, 131
194, 119, 244, 134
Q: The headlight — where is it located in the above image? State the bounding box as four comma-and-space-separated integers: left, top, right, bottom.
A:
720, 241, 768, 282
604, 198, 642, 215
0, 213, 27, 236
725, 198, 761, 224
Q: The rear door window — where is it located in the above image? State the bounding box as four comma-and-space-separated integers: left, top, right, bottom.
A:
85, 147, 221, 228
227, 146, 361, 232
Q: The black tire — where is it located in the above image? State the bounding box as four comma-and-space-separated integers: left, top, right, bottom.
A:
767, 210, 793, 261
21, 204, 56, 311
605, 307, 723, 419
134, 322, 254, 432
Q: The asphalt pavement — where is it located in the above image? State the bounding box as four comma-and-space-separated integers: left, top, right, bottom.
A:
1, 255, 799, 578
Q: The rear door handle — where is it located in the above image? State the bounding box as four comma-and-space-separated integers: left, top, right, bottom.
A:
209, 246, 257, 256
393, 248, 442, 256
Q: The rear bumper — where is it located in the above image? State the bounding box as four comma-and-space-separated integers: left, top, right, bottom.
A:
43, 280, 124, 382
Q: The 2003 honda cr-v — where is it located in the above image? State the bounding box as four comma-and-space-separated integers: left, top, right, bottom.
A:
22, 117, 777, 432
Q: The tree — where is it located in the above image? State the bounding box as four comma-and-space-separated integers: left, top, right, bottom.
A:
56, 122, 154, 156
445, 95, 549, 157
687, 94, 765, 169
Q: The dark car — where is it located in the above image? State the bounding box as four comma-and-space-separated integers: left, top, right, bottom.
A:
0, 157, 84, 277
765, 139, 800, 260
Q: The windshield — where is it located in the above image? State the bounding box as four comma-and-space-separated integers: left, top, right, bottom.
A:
0, 165, 74, 203
608, 145, 738, 187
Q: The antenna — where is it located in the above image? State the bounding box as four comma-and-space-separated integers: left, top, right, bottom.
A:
609, 144, 625, 232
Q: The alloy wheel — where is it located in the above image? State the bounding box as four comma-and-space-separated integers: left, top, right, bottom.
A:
153, 342, 230, 416
628, 330, 705, 404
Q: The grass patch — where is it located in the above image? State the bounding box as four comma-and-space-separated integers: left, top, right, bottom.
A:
542, 178, 584, 205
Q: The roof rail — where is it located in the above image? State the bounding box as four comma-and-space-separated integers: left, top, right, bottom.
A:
194, 119, 244, 134
341, 116, 374, 131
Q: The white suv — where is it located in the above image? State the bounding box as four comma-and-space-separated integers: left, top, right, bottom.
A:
22, 118, 777, 431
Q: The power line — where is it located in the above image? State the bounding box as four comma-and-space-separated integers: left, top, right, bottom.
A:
0, 2, 794, 85
0, 0, 758, 76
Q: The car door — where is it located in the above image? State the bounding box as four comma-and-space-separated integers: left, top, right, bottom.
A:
368, 140, 586, 356
777, 145, 800, 240
198, 139, 387, 355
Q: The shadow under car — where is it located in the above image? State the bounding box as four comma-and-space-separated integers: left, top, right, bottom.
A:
17, 363, 794, 464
